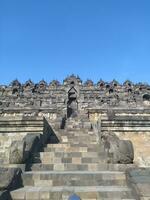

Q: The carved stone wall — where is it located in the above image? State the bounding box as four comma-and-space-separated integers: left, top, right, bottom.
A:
0, 75, 150, 114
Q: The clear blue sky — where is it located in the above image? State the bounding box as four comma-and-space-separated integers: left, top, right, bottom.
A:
0, 0, 150, 85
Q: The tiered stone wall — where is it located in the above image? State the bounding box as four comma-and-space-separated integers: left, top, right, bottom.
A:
0, 75, 150, 112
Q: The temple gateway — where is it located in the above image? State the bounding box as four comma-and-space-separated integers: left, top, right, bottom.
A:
0, 75, 150, 199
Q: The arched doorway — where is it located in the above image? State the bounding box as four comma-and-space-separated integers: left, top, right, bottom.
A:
67, 87, 78, 118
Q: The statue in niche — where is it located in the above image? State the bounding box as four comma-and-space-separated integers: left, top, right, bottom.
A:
67, 86, 78, 118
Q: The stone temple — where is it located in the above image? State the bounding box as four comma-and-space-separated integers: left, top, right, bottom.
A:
0, 75, 150, 199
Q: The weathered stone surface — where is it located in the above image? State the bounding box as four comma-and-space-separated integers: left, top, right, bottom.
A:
0, 75, 150, 110
9, 140, 26, 164
118, 131, 150, 167
0, 117, 46, 164
9, 133, 46, 164
118, 140, 134, 163
101, 133, 134, 164
23, 133, 41, 162
127, 168, 150, 199
0, 167, 22, 191
0, 190, 10, 200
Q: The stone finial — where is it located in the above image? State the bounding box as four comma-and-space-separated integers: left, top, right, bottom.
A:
97, 79, 105, 87
10, 79, 21, 88
49, 80, 60, 87
110, 79, 119, 87
84, 79, 94, 87
123, 80, 133, 87
24, 79, 34, 88
37, 80, 47, 90
39, 80, 47, 86
63, 75, 82, 85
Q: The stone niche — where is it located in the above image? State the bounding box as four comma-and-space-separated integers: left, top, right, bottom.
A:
67, 87, 78, 118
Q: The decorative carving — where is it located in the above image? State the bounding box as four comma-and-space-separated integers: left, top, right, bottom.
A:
97, 79, 105, 88
84, 79, 94, 87
123, 80, 133, 87
10, 79, 21, 88
63, 74, 82, 86
0, 77, 150, 109
38, 80, 47, 88
110, 79, 119, 87
67, 87, 78, 118
49, 80, 60, 87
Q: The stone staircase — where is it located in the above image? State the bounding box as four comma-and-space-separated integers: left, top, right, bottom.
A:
11, 117, 136, 200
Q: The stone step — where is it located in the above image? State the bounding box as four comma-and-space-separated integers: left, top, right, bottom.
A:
59, 134, 97, 138
40, 151, 101, 158
65, 120, 90, 124
46, 144, 102, 150
11, 186, 135, 200
47, 143, 102, 148
65, 127, 92, 132
35, 152, 107, 164
46, 141, 101, 148
44, 146, 100, 153
48, 141, 99, 150
58, 132, 97, 137
64, 129, 93, 132
33, 154, 106, 164
60, 136, 98, 140
65, 124, 91, 127
31, 163, 135, 171
59, 129, 94, 133
46, 143, 71, 148
59, 138, 98, 142
59, 136, 97, 140
60, 140, 98, 145
36, 157, 105, 165
22, 171, 127, 187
